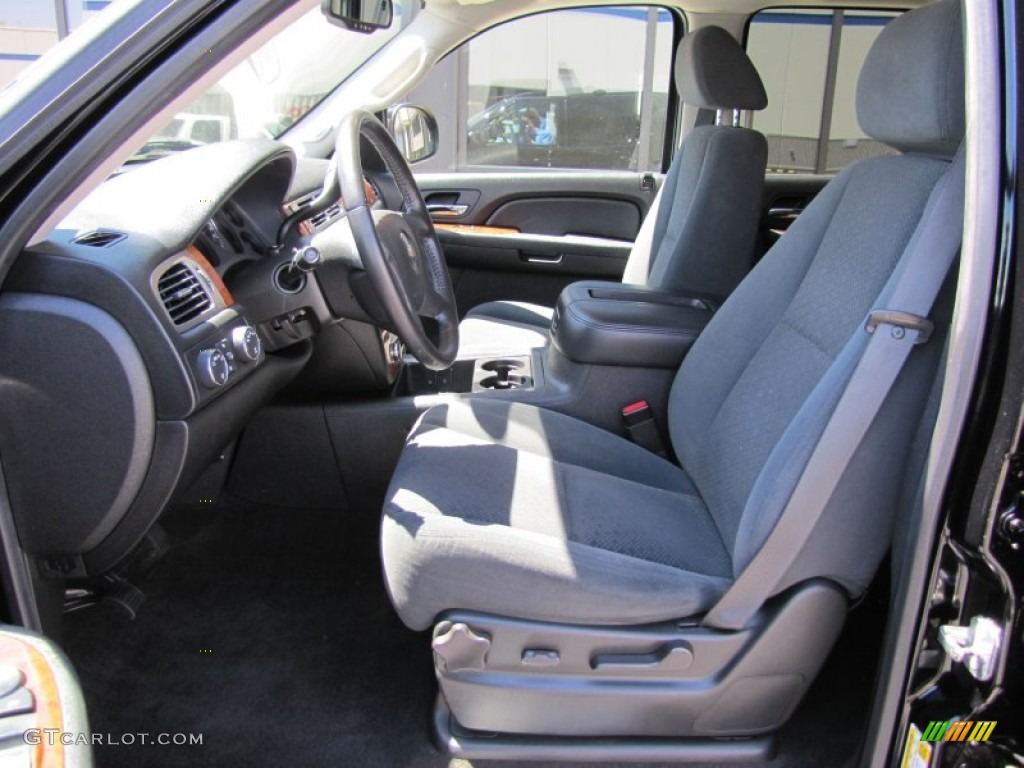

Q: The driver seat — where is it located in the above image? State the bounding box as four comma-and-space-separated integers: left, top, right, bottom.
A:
457, 25, 768, 359
382, 0, 964, 749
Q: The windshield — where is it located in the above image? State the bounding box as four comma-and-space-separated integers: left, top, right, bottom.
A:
128, 4, 409, 163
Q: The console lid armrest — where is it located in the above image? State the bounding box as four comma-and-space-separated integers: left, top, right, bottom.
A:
551, 281, 716, 369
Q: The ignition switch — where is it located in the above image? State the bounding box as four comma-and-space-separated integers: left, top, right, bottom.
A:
290, 245, 322, 273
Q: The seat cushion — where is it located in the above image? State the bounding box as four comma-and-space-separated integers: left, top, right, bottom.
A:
458, 301, 553, 359
382, 400, 733, 630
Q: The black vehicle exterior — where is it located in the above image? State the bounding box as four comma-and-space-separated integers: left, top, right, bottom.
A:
863, 2, 1023, 764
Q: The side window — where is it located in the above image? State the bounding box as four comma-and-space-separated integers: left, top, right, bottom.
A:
746, 9, 899, 174
0, 2, 112, 90
407, 7, 676, 173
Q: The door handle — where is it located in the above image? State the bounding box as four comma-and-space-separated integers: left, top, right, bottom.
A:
766, 206, 804, 236
427, 204, 470, 217
767, 206, 804, 221
520, 252, 563, 265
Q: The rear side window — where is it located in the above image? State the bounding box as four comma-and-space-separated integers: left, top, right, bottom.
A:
406, 6, 678, 173
746, 9, 900, 174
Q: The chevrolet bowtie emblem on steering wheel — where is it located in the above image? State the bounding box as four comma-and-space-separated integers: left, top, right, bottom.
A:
399, 231, 420, 273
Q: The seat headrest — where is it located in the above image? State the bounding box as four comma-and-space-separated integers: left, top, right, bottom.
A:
857, 0, 964, 156
675, 26, 767, 111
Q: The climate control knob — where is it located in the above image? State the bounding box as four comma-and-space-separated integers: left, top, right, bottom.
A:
232, 325, 262, 362
197, 348, 230, 389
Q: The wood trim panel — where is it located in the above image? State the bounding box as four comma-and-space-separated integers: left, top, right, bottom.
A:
434, 223, 520, 236
186, 244, 233, 306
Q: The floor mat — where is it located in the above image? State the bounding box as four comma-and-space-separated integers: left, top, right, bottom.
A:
62, 499, 882, 767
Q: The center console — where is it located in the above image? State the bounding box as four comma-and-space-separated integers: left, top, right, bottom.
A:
397, 355, 535, 395
396, 281, 715, 402
277, 280, 719, 520
550, 281, 716, 369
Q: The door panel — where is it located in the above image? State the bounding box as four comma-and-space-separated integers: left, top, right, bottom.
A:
422, 170, 831, 318
438, 229, 632, 273
487, 197, 641, 239
415, 171, 659, 316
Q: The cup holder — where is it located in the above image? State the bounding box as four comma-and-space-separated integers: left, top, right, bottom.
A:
481, 358, 525, 373
273, 263, 306, 294
480, 373, 533, 390
476, 357, 533, 390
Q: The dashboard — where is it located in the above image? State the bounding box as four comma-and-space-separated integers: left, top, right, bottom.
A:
0, 139, 391, 578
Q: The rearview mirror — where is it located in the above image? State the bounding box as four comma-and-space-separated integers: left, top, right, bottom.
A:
320, 0, 393, 33
386, 105, 439, 164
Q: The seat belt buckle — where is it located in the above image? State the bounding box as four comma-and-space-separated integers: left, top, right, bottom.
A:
621, 400, 668, 458
865, 310, 934, 345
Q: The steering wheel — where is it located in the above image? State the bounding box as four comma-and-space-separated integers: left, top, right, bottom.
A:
335, 110, 458, 370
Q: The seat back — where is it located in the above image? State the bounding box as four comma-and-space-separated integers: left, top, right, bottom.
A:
623, 26, 768, 299
670, 0, 964, 597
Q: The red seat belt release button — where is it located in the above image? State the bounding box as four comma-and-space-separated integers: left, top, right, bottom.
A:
621, 400, 668, 458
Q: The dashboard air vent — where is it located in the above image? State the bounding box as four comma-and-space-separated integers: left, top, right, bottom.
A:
158, 262, 212, 325
73, 230, 126, 248
309, 202, 342, 230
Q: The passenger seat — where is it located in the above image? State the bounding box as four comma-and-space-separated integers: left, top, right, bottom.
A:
457, 25, 769, 359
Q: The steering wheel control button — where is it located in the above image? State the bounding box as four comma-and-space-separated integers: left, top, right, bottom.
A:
232, 326, 262, 362
196, 348, 230, 388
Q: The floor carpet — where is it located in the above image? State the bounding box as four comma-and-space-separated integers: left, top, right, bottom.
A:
62, 498, 884, 768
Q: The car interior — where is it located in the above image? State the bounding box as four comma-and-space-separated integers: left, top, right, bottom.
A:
0, 0, 985, 765
457, 23, 769, 359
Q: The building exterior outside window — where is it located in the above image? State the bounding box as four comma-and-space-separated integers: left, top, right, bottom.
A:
0, 0, 111, 88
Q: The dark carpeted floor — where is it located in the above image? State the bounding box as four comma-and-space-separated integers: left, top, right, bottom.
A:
62, 498, 884, 768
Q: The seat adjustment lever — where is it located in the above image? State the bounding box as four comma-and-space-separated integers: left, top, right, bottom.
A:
591, 642, 693, 672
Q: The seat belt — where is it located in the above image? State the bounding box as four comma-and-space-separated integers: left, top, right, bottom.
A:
622, 187, 663, 285
703, 147, 967, 631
